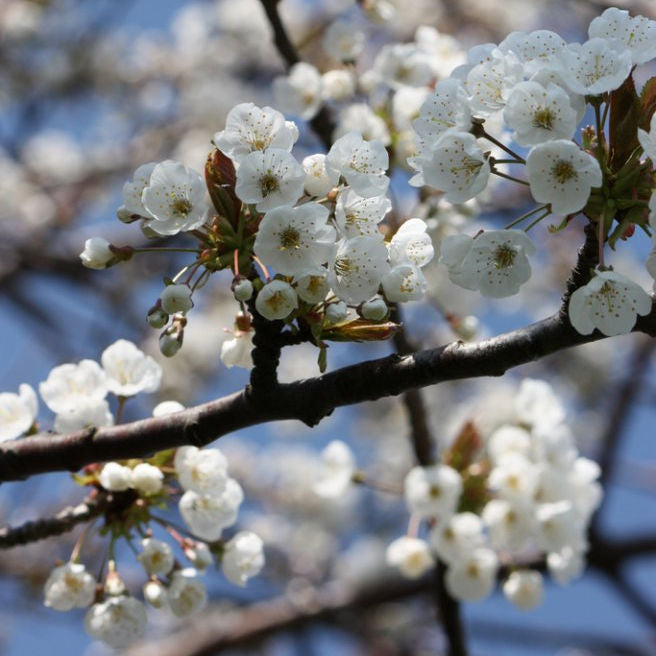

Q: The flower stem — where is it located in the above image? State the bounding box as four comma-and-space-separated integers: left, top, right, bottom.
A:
491, 169, 529, 185
482, 130, 526, 163
132, 247, 201, 254
524, 209, 552, 232
504, 204, 550, 230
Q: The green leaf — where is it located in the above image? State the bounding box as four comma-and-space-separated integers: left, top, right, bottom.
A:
317, 345, 327, 373
609, 74, 641, 172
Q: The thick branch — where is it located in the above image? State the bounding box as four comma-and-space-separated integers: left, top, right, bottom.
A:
2, 309, 656, 483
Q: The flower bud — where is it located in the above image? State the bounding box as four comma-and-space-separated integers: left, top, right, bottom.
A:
160, 284, 193, 314
147, 306, 169, 329
360, 297, 388, 321
325, 301, 348, 324
159, 330, 183, 357
116, 204, 139, 224
80, 238, 115, 270
143, 580, 168, 608
232, 278, 253, 302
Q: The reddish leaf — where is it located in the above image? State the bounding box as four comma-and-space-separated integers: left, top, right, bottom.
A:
609, 74, 641, 172
640, 76, 656, 130
204, 148, 242, 224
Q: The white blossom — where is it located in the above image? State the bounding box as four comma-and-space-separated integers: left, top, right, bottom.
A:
138, 538, 174, 575
234, 148, 305, 212
255, 279, 298, 320
488, 453, 539, 501
334, 103, 391, 145
381, 263, 427, 302
168, 568, 207, 617
143, 580, 168, 608
179, 479, 244, 541
526, 139, 602, 215
44, 562, 96, 611
386, 537, 434, 579
302, 154, 338, 197
388, 218, 434, 268
84, 596, 147, 648
53, 398, 114, 434
487, 425, 532, 463
482, 498, 535, 551
372, 43, 434, 89
131, 462, 164, 495
0, 383, 37, 441
588, 7, 656, 66
441, 230, 536, 298
293, 268, 330, 304
220, 331, 254, 369
536, 500, 586, 553
141, 160, 209, 235
321, 70, 356, 102
416, 131, 490, 202
39, 360, 107, 414
334, 188, 390, 240
152, 400, 185, 416
431, 512, 486, 565
272, 62, 322, 120
445, 548, 498, 602
80, 238, 114, 269
214, 102, 297, 163
326, 132, 390, 199
322, 19, 365, 62
515, 378, 566, 430
568, 270, 652, 337
122, 162, 156, 217
101, 339, 162, 397
638, 113, 656, 162
547, 546, 585, 585
222, 531, 265, 586
313, 440, 356, 499
465, 52, 524, 116
557, 38, 632, 96
503, 570, 543, 610
498, 29, 566, 67
254, 203, 336, 275
175, 445, 228, 496
503, 81, 577, 146
99, 462, 132, 492
184, 542, 214, 571
404, 464, 462, 519
328, 236, 389, 304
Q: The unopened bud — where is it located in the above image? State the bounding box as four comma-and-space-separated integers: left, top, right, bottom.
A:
232, 277, 253, 302
325, 301, 348, 324
160, 284, 193, 314
116, 204, 140, 224
143, 580, 168, 608
360, 297, 388, 321
147, 302, 169, 329
159, 323, 184, 357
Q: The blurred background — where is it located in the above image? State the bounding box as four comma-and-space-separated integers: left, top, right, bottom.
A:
1, 0, 656, 654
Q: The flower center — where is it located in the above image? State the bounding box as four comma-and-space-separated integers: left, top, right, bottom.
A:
278, 226, 301, 250
265, 291, 286, 312
494, 244, 516, 269
171, 198, 192, 216
260, 173, 280, 197
532, 106, 554, 130
551, 160, 577, 184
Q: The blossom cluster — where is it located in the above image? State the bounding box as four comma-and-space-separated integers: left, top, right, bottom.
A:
315, 379, 602, 610
405, 7, 656, 334
0, 338, 162, 441
45, 437, 264, 648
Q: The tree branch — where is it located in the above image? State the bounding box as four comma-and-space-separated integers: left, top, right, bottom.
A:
257, 0, 335, 148
2, 308, 656, 483
0, 490, 132, 549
